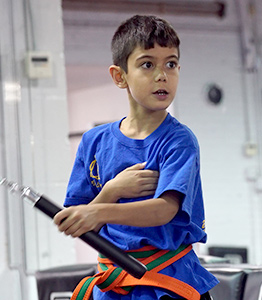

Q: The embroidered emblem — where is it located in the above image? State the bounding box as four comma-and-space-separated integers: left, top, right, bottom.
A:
89, 156, 102, 189
202, 219, 206, 231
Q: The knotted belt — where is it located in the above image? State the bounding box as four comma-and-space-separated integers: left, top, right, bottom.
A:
71, 244, 200, 300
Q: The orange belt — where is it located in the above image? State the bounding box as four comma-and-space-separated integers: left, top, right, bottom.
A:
71, 244, 200, 300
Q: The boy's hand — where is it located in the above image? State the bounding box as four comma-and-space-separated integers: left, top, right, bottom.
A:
53, 204, 103, 237
106, 162, 159, 199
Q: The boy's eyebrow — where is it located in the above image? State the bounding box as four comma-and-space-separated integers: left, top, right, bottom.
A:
136, 54, 179, 62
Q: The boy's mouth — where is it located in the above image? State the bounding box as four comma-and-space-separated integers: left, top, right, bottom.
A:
153, 89, 168, 96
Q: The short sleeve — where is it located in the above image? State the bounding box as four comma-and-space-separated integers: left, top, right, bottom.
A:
64, 141, 97, 207
154, 145, 202, 226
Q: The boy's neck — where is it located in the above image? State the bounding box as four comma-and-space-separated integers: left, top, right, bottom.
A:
120, 111, 168, 139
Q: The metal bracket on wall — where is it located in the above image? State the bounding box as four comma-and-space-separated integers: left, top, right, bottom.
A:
236, 0, 257, 72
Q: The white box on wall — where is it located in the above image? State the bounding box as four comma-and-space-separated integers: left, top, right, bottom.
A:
25, 51, 53, 78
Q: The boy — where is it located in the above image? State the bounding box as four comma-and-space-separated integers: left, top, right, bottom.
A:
54, 15, 218, 300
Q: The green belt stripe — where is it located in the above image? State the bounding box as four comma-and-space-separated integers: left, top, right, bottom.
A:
76, 277, 94, 300
97, 267, 123, 290
99, 262, 109, 272
122, 286, 133, 292
145, 244, 188, 271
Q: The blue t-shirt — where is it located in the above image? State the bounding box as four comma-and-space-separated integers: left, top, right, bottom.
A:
65, 114, 218, 299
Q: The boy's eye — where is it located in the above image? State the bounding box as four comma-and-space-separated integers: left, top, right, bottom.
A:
141, 61, 153, 69
166, 61, 178, 69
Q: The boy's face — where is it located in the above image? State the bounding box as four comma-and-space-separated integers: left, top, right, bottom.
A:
122, 44, 180, 113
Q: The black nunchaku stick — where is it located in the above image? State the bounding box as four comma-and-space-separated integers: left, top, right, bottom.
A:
0, 178, 147, 279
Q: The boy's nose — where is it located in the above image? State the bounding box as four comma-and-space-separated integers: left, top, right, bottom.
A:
154, 69, 167, 82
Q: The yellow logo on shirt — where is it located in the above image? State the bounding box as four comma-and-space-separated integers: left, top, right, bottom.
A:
202, 219, 206, 231
89, 156, 102, 189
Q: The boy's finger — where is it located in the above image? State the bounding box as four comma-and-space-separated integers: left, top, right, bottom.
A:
140, 170, 159, 178
127, 162, 147, 170
54, 209, 70, 225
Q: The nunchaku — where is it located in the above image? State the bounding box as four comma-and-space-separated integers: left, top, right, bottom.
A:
0, 178, 147, 279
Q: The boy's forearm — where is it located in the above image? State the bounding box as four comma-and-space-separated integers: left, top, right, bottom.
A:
97, 196, 180, 227
90, 180, 119, 204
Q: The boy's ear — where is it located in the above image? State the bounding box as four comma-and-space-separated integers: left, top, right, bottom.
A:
109, 65, 127, 89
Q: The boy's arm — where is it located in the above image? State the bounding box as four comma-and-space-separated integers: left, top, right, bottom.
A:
54, 162, 159, 234
54, 190, 181, 238
98, 190, 181, 227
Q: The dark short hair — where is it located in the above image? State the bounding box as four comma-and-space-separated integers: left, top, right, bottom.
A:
111, 15, 180, 73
